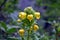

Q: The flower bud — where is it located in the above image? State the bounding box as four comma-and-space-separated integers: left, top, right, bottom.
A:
34, 12, 40, 19
33, 24, 39, 31
24, 7, 32, 11
18, 29, 24, 36
17, 19, 21, 22
27, 14, 33, 21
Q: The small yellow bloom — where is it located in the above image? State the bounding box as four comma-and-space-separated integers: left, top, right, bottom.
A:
27, 14, 33, 21
33, 24, 39, 31
34, 12, 40, 19
18, 29, 25, 36
17, 19, 21, 22
19, 12, 27, 19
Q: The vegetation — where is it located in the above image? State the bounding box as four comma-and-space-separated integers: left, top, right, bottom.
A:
0, 0, 60, 40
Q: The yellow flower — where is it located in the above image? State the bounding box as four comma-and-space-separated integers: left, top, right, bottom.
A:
19, 12, 27, 19
17, 19, 21, 22
18, 29, 25, 36
34, 12, 40, 19
33, 24, 39, 31
27, 14, 33, 21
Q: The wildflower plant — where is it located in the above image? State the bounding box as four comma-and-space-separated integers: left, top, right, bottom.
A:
17, 7, 40, 40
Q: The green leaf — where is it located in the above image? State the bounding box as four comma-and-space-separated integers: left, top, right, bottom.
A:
7, 37, 18, 40
0, 22, 7, 31
7, 28, 16, 34
57, 26, 60, 32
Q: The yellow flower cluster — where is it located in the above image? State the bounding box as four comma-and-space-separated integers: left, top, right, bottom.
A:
17, 7, 40, 21
18, 12, 40, 21
18, 7, 40, 36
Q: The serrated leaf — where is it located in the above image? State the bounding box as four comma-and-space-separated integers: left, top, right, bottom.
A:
7, 28, 16, 34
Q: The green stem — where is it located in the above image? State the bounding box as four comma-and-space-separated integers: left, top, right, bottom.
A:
22, 37, 24, 40
27, 30, 30, 40
55, 26, 58, 40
